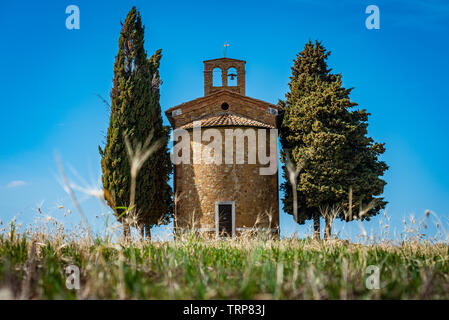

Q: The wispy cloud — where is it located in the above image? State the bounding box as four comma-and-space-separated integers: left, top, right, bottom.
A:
6, 180, 28, 188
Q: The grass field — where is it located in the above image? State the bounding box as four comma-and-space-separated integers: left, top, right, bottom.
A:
1, 221, 448, 300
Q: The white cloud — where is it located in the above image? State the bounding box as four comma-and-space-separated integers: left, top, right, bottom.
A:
6, 180, 28, 188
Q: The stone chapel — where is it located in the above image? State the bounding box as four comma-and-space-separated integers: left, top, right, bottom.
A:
166, 57, 282, 237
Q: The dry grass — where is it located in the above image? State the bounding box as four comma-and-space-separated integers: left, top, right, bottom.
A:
0, 216, 448, 300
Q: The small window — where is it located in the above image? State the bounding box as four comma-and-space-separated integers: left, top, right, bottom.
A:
268, 107, 278, 115
221, 103, 229, 110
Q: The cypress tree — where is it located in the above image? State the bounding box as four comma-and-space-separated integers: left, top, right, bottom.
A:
280, 40, 388, 239
100, 7, 172, 240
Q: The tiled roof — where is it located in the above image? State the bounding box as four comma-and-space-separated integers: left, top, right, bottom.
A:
180, 112, 274, 129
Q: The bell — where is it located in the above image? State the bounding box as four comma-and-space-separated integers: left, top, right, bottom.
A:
229, 73, 237, 80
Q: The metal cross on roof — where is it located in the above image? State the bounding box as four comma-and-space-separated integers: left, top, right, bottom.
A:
223, 42, 229, 57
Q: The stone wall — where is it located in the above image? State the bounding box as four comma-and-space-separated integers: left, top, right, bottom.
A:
174, 126, 279, 235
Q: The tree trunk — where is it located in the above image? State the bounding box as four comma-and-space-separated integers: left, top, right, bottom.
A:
122, 222, 130, 242
313, 213, 321, 240
145, 223, 151, 241
324, 216, 332, 239
292, 185, 298, 223
139, 225, 145, 242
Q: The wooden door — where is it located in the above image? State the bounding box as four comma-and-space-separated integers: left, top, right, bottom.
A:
218, 204, 233, 237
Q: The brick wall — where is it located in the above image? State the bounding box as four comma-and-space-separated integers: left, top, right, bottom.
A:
203, 58, 246, 96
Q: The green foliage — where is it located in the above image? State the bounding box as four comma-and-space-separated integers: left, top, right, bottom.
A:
1, 233, 448, 299
280, 40, 388, 224
100, 7, 173, 231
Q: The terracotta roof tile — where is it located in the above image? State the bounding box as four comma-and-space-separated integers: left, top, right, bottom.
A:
180, 113, 274, 129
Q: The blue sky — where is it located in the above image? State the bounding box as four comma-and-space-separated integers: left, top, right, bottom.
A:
1, 0, 448, 240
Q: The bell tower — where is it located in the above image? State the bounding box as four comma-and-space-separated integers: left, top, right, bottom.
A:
203, 58, 246, 96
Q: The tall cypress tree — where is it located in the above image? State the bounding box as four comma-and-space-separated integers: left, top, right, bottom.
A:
280, 40, 388, 239
100, 7, 172, 240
